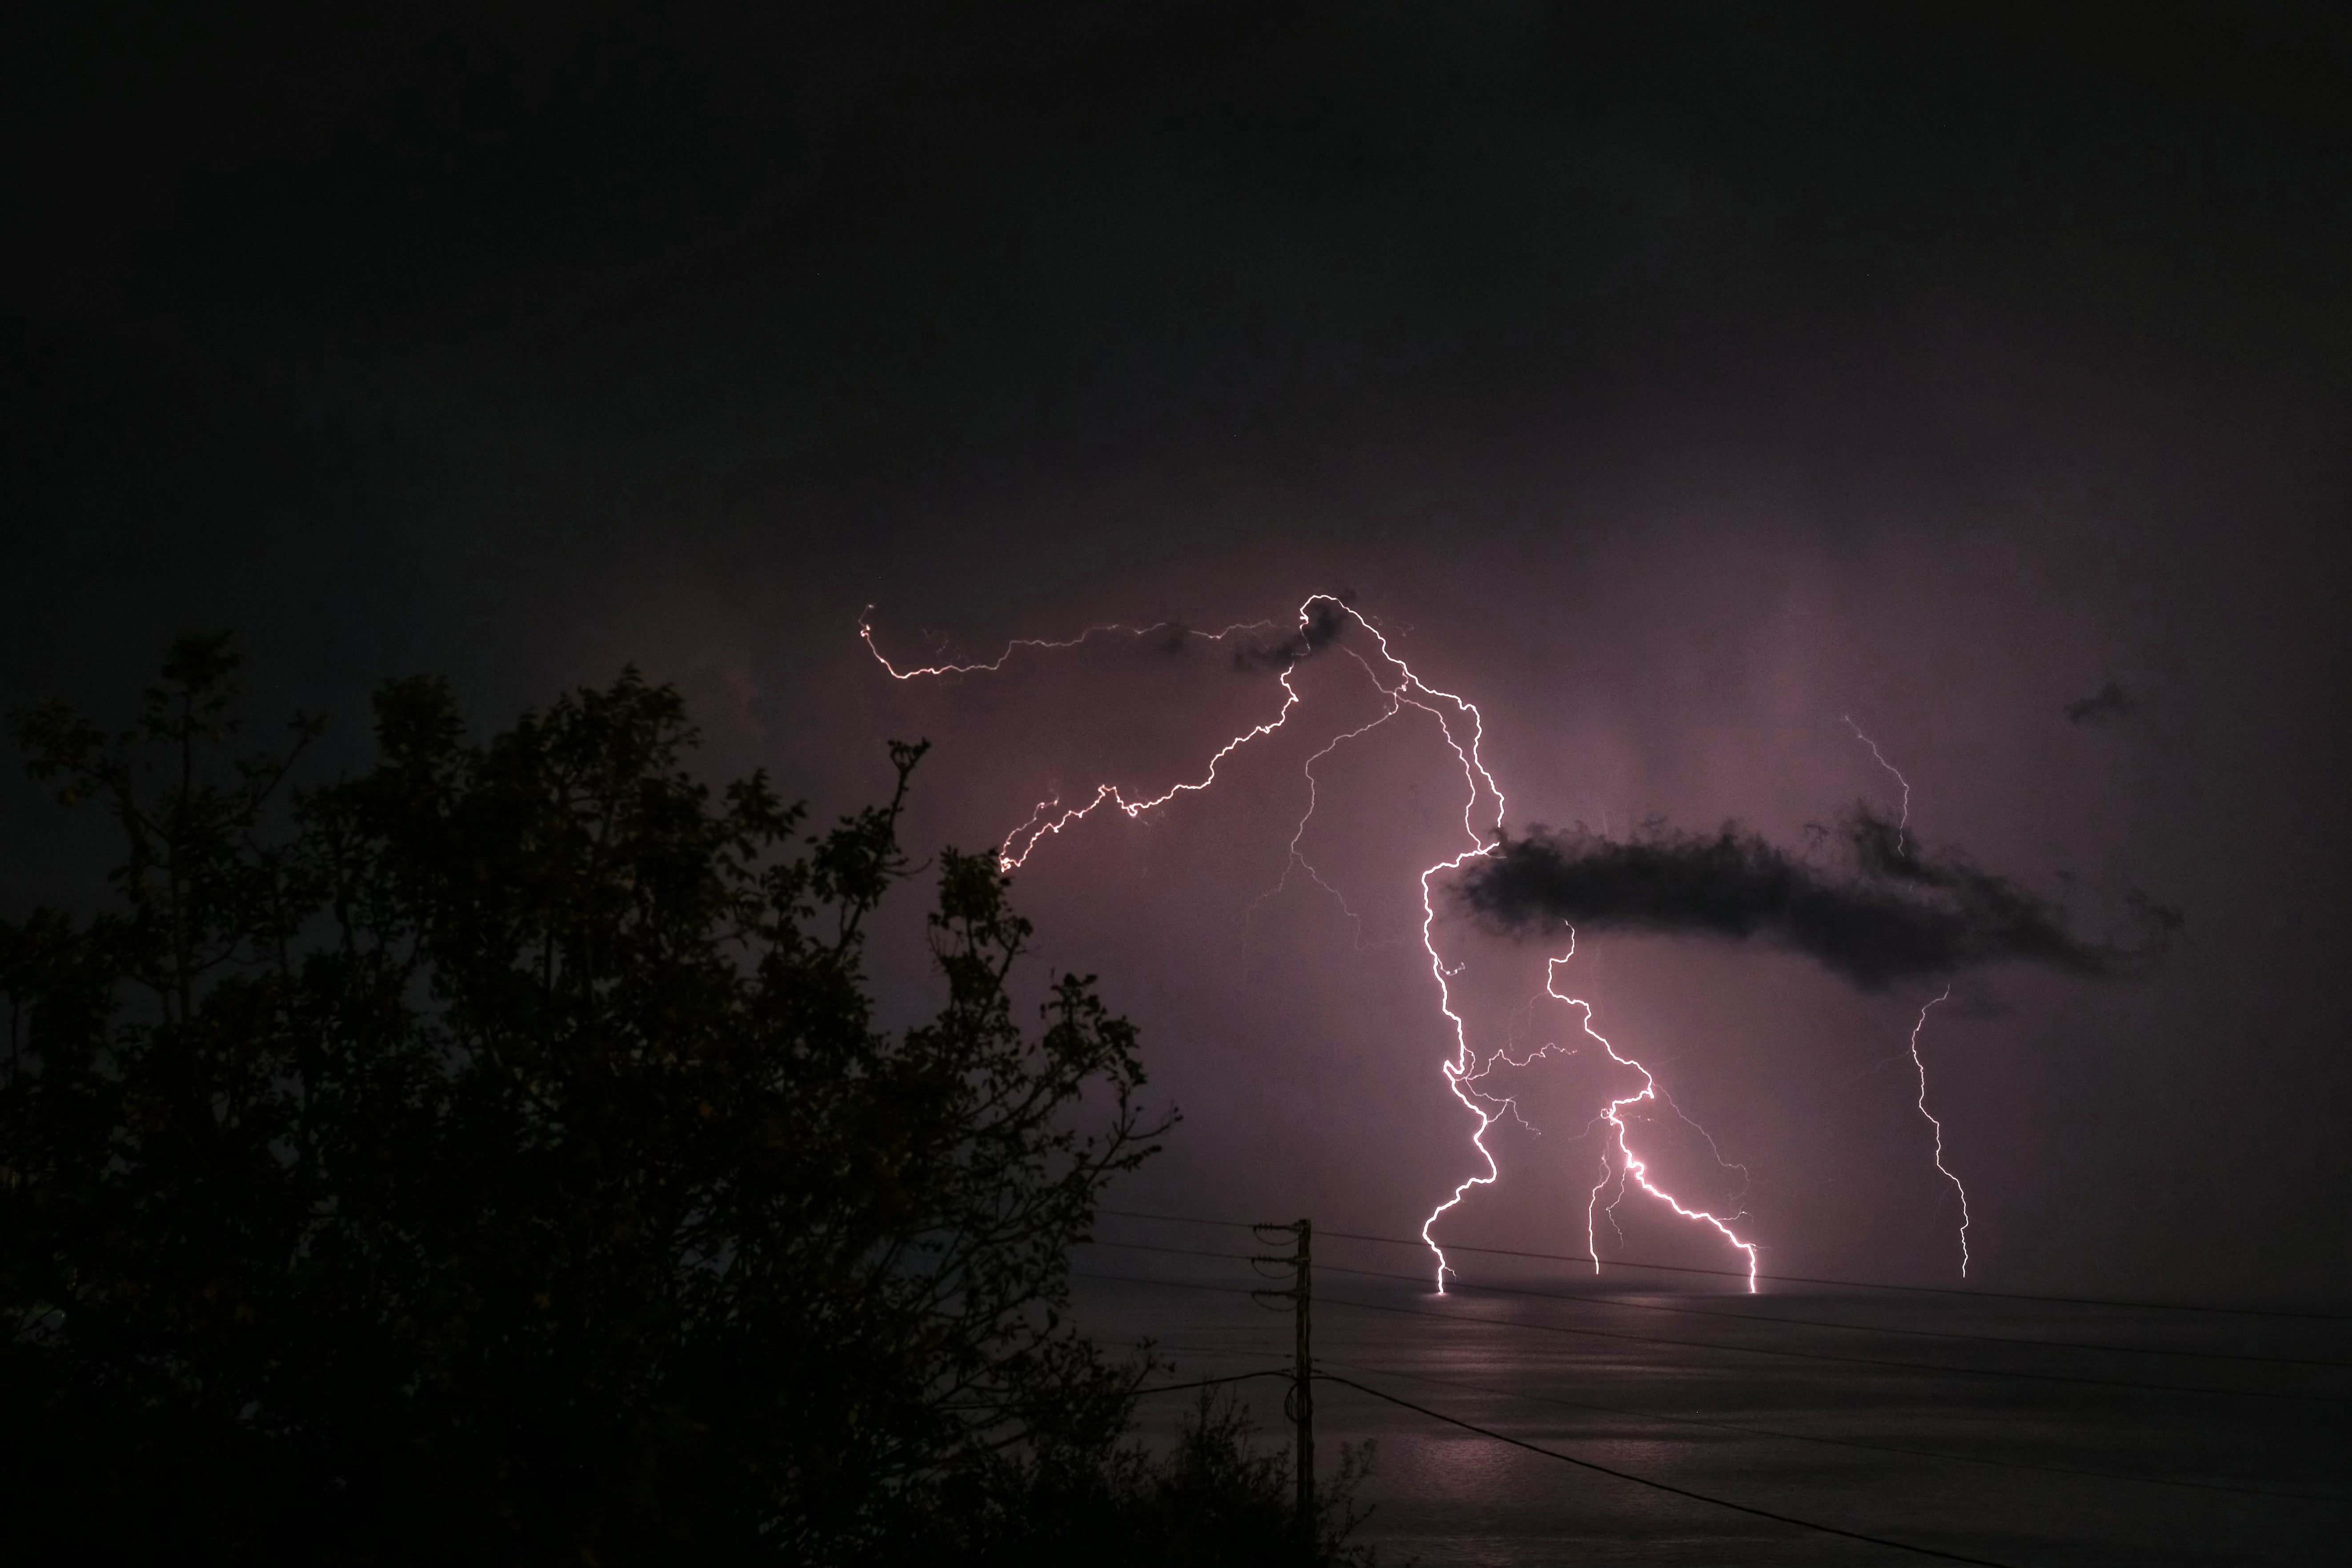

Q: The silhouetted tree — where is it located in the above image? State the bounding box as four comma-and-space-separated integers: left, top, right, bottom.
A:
0, 635, 1370, 1565
980, 1391, 1378, 1568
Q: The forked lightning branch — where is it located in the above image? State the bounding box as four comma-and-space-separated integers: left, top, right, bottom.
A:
864, 596, 1970, 1292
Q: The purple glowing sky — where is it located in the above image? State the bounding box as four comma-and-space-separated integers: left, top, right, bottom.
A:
7, 6, 2347, 1309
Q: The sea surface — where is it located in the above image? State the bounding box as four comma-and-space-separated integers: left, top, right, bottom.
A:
1067, 1246, 2350, 1566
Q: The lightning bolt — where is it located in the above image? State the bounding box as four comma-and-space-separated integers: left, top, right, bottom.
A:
1248, 647, 1423, 950
857, 605, 1274, 680
865, 595, 1762, 1294
1909, 986, 1971, 1276
1537, 931, 1763, 1291
1843, 713, 1912, 854
1846, 719, 1974, 1278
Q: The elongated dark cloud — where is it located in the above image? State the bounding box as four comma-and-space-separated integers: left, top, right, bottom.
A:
1458, 811, 2174, 990
2064, 681, 2138, 726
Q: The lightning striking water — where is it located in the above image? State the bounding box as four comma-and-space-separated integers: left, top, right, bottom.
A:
1846, 720, 1974, 1277
1548, 932, 1763, 1290
865, 595, 1762, 1293
1908, 987, 1971, 1275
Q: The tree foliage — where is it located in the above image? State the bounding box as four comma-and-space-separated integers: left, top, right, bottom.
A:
0, 635, 1232, 1564
989, 1391, 1378, 1568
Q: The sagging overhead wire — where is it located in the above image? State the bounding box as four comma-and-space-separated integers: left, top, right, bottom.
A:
1075, 1237, 2352, 1372
1310, 1372, 2022, 1568
1129, 1368, 1294, 1398
1074, 1271, 2343, 1503
1310, 1355, 2342, 1504
1069, 1269, 2342, 1403
1091, 1312, 2037, 1558
1097, 1206, 2352, 1323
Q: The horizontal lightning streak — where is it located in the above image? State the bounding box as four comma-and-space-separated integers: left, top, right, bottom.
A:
857, 605, 1274, 680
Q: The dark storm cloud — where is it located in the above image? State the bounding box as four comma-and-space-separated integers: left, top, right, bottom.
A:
1232, 595, 1350, 672
2064, 682, 2138, 726
1458, 811, 2175, 991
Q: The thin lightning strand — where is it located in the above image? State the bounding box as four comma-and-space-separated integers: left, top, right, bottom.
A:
858, 605, 1276, 681
1845, 719, 1973, 1278
865, 595, 1762, 1295
1842, 714, 1911, 854
994, 663, 1309, 869
1909, 986, 1971, 1276
1460, 1042, 1574, 1136
1249, 646, 1414, 945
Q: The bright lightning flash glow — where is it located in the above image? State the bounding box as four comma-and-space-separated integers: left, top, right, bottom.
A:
1552, 934, 1762, 1291
865, 595, 1763, 1294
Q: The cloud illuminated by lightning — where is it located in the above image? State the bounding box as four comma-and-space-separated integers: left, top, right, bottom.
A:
865, 594, 1765, 1294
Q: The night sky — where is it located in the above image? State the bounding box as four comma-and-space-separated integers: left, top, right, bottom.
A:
7, 4, 2350, 1311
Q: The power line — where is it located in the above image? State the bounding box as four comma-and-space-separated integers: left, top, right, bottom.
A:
1312, 1372, 2023, 1568
1318, 1277, 2343, 1404
1313, 1355, 2344, 1504
1097, 1207, 2352, 1324
1070, 1269, 2342, 1403
1076, 1271, 2344, 1501
1077, 1241, 2352, 1363
1547, 1287, 2352, 1371
1085, 1280, 2068, 1558
1130, 1369, 1294, 1397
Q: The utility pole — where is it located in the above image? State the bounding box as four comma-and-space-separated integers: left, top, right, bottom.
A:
1293, 1216, 1313, 1545
1253, 1218, 1313, 1560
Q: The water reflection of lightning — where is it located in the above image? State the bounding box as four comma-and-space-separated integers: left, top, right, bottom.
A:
865, 595, 1762, 1293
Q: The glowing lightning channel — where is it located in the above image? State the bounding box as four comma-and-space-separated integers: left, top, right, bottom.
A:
994, 662, 1310, 869
864, 595, 1762, 1296
1908, 986, 1971, 1276
1538, 930, 1763, 1291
